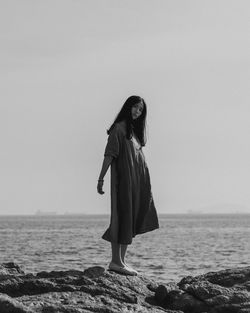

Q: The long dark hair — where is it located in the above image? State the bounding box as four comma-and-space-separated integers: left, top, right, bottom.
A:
107, 95, 147, 146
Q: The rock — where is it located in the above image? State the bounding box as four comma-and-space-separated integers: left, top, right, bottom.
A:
154, 266, 250, 313
0, 262, 179, 313
83, 266, 106, 278
0, 293, 33, 313
0, 263, 24, 276
1, 262, 249, 313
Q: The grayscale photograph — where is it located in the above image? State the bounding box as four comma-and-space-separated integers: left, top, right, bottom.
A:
0, 1, 249, 312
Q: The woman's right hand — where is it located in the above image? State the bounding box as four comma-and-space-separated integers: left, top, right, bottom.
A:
97, 180, 105, 195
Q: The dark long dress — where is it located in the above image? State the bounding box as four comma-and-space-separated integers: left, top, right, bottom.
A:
102, 120, 159, 245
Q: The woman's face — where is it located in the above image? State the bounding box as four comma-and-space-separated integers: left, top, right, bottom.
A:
131, 101, 144, 120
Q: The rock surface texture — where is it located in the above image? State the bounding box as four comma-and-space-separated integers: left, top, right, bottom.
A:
0, 262, 249, 313
155, 266, 250, 313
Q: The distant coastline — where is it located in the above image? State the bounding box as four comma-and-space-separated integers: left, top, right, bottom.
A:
35, 210, 57, 216
0, 212, 249, 216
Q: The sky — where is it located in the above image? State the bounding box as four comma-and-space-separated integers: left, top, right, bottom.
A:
0, 0, 249, 215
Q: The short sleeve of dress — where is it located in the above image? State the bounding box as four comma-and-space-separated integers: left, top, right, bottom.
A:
104, 124, 120, 158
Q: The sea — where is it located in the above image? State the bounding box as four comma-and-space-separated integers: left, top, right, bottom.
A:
0, 214, 249, 284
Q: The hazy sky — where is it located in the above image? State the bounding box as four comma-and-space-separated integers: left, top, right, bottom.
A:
0, 0, 249, 215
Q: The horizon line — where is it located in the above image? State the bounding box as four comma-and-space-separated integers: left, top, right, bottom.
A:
0, 212, 249, 216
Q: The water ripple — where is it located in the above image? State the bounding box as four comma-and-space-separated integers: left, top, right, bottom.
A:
0, 214, 250, 283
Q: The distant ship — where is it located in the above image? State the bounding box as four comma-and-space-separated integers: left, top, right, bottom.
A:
35, 210, 57, 216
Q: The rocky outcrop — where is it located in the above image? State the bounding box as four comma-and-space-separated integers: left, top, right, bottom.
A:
0, 262, 250, 313
0, 262, 179, 313
155, 266, 250, 313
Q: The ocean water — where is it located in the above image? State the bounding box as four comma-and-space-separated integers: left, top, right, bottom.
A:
0, 214, 249, 284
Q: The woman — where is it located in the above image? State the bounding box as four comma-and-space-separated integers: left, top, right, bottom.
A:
97, 95, 159, 276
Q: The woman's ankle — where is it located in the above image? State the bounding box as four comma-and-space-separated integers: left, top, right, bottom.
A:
110, 259, 125, 267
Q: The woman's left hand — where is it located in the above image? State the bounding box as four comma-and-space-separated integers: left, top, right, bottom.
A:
97, 180, 105, 194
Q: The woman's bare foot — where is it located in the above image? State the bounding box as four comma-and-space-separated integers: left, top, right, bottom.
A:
121, 258, 138, 275
108, 261, 137, 276
123, 262, 138, 275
